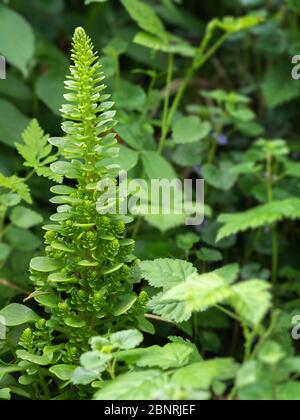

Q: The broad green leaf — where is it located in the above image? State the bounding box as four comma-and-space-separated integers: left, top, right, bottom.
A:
173, 116, 211, 144
30, 256, 62, 272
148, 292, 190, 323
16, 348, 54, 366
10, 206, 43, 229
0, 303, 40, 326
49, 365, 76, 381
36, 69, 67, 115
114, 80, 146, 111
140, 258, 197, 290
0, 388, 10, 400
277, 382, 300, 401
214, 264, 240, 285
71, 367, 99, 386
0, 73, 31, 100
116, 121, 155, 151
262, 63, 300, 108
202, 161, 238, 191
229, 280, 272, 326
196, 247, 223, 262
121, 0, 166, 38
0, 5, 35, 76
135, 343, 193, 370
172, 358, 238, 390
141, 151, 176, 181
258, 340, 285, 365
0, 243, 11, 264
0, 99, 30, 147
113, 293, 137, 316
5, 226, 40, 251
217, 199, 300, 241
94, 370, 166, 400
0, 363, 24, 379
103, 145, 139, 172
110, 329, 143, 350
163, 272, 233, 313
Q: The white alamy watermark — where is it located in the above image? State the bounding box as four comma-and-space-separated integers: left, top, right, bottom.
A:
292, 315, 300, 340
96, 171, 205, 226
0, 315, 6, 340
0, 56, 6, 80
292, 55, 300, 80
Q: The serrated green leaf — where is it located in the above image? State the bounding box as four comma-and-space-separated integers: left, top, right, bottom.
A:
140, 258, 197, 290
163, 272, 233, 314
217, 199, 300, 241
229, 280, 272, 326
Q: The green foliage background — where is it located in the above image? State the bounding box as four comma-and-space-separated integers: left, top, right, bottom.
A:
0, 0, 300, 400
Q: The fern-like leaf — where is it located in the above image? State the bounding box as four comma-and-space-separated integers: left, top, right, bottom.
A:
0, 174, 31, 204
16, 119, 62, 183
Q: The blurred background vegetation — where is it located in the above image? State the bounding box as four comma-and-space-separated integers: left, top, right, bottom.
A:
0, 0, 300, 308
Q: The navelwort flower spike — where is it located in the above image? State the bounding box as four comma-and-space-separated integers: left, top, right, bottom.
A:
20, 27, 147, 366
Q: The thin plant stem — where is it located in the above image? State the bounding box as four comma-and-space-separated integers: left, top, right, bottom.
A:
158, 33, 229, 154
158, 53, 174, 154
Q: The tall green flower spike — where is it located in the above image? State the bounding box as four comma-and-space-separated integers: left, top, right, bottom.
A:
21, 28, 148, 365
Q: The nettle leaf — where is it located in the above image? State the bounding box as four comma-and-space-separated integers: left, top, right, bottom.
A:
162, 272, 233, 314
229, 280, 272, 326
173, 116, 211, 144
0, 4, 35, 76
0, 99, 30, 148
172, 358, 238, 390
0, 303, 40, 326
10, 206, 43, 229
140, 259, 197, 290
202, 161, 238, 191
217, 199, 300, 241
94, 370, 166, 400
148, 292, 190, 323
